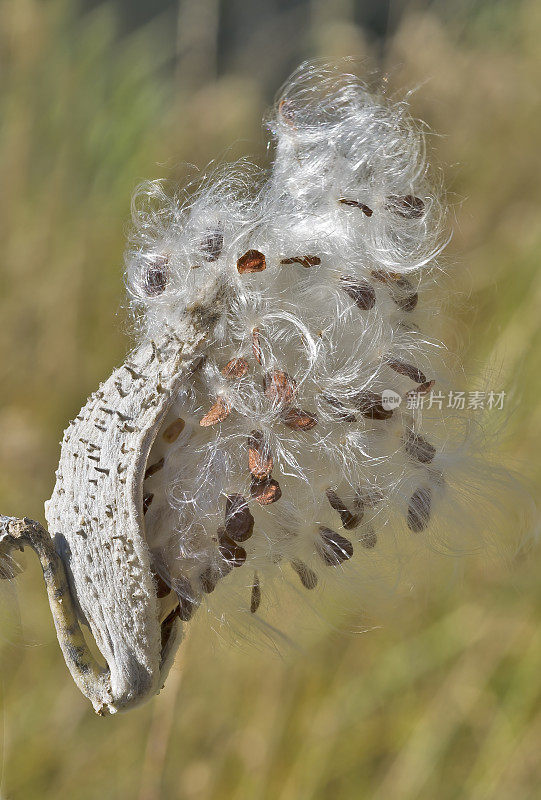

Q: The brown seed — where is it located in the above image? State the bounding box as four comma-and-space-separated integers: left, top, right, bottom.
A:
199, 396, 231, 427
386, 194, 425, 219
153, 572, 171, 598
250, 573, 261, 613
396, 292, 419, 312
406, 380, 435, 404
201, 230, 224, 262
218, 529, 247, 568
252, 327, 263, 364
143, 493, 154, 514
144, 457, 164, 480
222, 358, 249, 380
237, 249, 266, 274
340, 276, 376, 310
143, 255, 169, 297
317, 526, 354, 566
291, 559, 318, 590
248, 430, 273, 481
387, 359, 427, 384
325, 488, 362, 529
225, 494, 254, 542
371, 270, 418, 312
279, 98, 296, 126
263, 369, 297, 405
353, 390, 393, 420
405, 431, 436, 464
407, 487, 432, 532
360, 526, 378, 549
251, 477, 282, 505
280, 255, 321, 268
163, 417, 186, 443
339, 198, 374, 217
281, 407, 318, 431
321, 394, 357, 422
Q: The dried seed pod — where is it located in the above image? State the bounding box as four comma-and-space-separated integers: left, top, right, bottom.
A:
250, 573, 261, 613
201, 230, 224, 261
385, 194, 425, 219
317, 527, 354, 566
407, 487, 432, 532
290, 559, 318, 589
252, 327, 263, 364
222, 358, 249, 380
143, 493, 154, 514
250, 478, 282, 505
281, 407, 318, 431
237, 249, 266, 274
162, 418, 186, 443
353, 391, 393, 420
225, 494, 254, 542
387, 359, 427, 385
218, 530, 247, 568
199, 397, 231, 427
280, 256, 321, 268
340, 276, 376, 310
144, 457, 164, 480
339, 198, 373, 217
263, 369, 297, 405
325, 488, 362, 529
248, 430, 273, 481
143, 256, 169, 297
405, 431, 436, 464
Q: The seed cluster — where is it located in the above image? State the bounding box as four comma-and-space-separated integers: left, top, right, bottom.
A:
125, 65, 458, 633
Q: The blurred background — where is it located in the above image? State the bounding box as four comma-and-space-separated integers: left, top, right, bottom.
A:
1, 0, 540, 797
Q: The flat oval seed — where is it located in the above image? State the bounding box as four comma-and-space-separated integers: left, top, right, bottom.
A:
250, 573, 261, 613
325, 488, 362, 529
222, 358, 249, 380
340, 276, 376, 310
251, 478, 282, 505
144, 457, 164, 480
218, 530, 247, 568
385, 194, 425, 219
387, 359, 427, 384
248, 430, 273, 481
225, 494, 254, 542
405, 431, 436, 464
407, 487, 432, 532
143, 255, 169, 296
317, 526, 354, 565
339, 198, 373, 216
280, 256, 321, 268
353, 390, 393, 420
263, 369, 297, 404
237, 249, 266, 274
281, 407, 318, 431
290, 559, 318, 589
199, 397, 231, 427
163, 417, 186, 443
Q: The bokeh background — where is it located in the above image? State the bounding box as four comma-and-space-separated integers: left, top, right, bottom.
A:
1, 0, 541, 797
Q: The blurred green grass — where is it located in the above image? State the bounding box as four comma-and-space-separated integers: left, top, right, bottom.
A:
1, 1, 540, 798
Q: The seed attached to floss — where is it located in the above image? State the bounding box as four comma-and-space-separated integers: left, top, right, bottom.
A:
237, 249, 266, 274
353, 390, 393, 420
371, 270, 418, 312
340, 276, 376, 310
201, 230, 224, 262
385, 194, 425, 219
317, 527, 354, 566
281, 407, 318, 431
162, 417, 186, 443
405, 430, 436, 464
325, 488, 361, 530
406, 380, 435, 403
199, 396, 231, 427
218, 528, 247, 568
407, 487, 432, 532
143, 255, 169, 297
225, 494, 254, 542
250, 573, 261, 613
339, 198, 374, 217
222, 358, 249, 380
251, 477, 282, 505
144, 457, 164, 480
290, 559, 319, 590
280, 256, 321, 268
321, 394, 357, 423
248, 430, 273, 481
263, 369, 297, 405
388, 359, 427, 385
